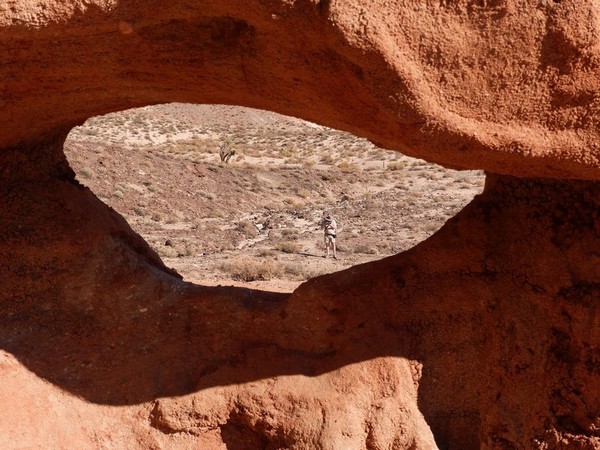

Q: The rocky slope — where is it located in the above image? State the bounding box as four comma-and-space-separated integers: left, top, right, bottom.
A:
65, 104, 484, 291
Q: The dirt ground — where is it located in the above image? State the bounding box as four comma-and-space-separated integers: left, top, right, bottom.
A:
65, 103, 484, 292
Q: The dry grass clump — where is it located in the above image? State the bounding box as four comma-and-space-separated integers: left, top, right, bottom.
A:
284, 157, 302, 165
275, 241, 302, 253
295, 188, 312, 199
319, 154, 335, 165
302, 159, 317, 168
132, 207, 146, 217
112, 189, 124, 199
281, 228, 299, 238
334, 243, 350, 253
337, 160, 358, 173
204, 206, 226, 219
283, 262, 330, 281
236, 219, 259, 237
221, 256, 283, 281
165, 213, 182, 224
257, 248, 277, 257
155, 239, 199, 258
197, 190, 216, 200
354, 244, 378, 255
280, 147, 294, 158
79, 167, 95, 179
283, 197, 304, 208
387, 161, 405, 171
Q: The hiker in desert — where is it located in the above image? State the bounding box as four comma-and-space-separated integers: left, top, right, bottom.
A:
320, 212, 337, 259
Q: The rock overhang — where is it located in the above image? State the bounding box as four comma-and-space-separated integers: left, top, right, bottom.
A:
1, 0, 599, 179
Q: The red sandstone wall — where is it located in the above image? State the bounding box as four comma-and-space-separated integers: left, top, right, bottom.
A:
1, 0, 600, 178
1, 1, 599, 449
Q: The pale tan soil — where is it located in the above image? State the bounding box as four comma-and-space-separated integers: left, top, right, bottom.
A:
66, 103, 484, 292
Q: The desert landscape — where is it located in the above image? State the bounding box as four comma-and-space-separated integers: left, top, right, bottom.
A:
66, 103, 484, 292
2, 1, 599, 449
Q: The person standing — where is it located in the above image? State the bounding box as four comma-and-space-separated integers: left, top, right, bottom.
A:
320, 213, 337, 259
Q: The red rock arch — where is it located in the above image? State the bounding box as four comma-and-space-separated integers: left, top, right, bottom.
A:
2, 0, 600, 178
1, 1, 599, 449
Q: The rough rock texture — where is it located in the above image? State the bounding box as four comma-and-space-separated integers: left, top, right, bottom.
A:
1, 1, 600, 449
1, 0, 600, 178
2, 142, 599, 449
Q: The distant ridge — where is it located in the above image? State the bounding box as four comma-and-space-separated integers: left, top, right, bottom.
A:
140, 103, 324, 131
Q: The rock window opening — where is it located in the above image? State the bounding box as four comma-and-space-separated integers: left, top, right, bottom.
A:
65, 103, 484, 292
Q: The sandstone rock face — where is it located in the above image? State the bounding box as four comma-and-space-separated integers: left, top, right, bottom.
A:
1, 0, 600, 178
1, 1, 599, 450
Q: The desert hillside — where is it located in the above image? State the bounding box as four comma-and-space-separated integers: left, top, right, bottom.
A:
65, 103, 484, 292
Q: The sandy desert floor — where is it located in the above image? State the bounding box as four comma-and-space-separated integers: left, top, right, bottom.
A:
65, 103, 485, 292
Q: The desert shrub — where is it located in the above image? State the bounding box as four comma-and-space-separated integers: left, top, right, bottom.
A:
423, 171, 444, 181
264, 202, 280, 211
197, 190, 216, 201
367, 148, 384, 159
283, 197, 304, 208
281, 228, 299, 238
219, 139, 236, 163
319, 154, 335, 165
205, 206, 226, 218
284, 263, 328, 280
283, 262, 304, 278
424, 222, 441, 233
236, 220, 258, 237
157, 246, 178, 258
81, 128, 100, 136
335, 243, 350, 253
452, 173, 473, 183
354, 244, 378, 255
249, 182, 263, 193
238, 143, 261, 157
302, 159, 317, 168
177, 244, 196, 257
337, 160, 357, 173
387, 161, 405, 171
280, 147, 294, 158
78, 167, 95, 179
221, 256, 283, 281
275, 241, 302, 254
193, 138, 220, 154
168, 141, 195, 154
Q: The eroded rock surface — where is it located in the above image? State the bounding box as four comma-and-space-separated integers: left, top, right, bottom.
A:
1, 0, 600, 178
1, 1, 599, 449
